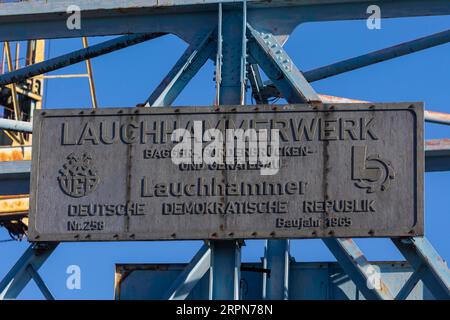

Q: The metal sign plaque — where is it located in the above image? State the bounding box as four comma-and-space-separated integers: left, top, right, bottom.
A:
29, 104, 423, 241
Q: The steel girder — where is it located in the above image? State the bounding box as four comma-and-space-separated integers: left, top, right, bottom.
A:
0, 33, 166, 87
0, 243, 58, 299
303, 29, 450, 82
209, 241, 242, 300
163, 244, 211, 300
1, 0, 449, 42
323, 238, 395, 300
392, 237, 450, 299
0, 119, 33, 133
247, 24, 321, 103
263, 240, 290, 300
146, 31, 217, 107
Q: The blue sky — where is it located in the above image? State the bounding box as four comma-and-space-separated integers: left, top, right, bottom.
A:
0, 15, 449, 299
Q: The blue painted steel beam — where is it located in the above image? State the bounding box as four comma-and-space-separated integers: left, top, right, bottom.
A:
219, 10, 246, 105
395, 266, 424, 300
146, 31, 217, 107
262, 240, 290, 300
247, 64, 268, 104
0, 119, 33, 133
392, 237, 450, 299
304, 29, 450, 82
164, 244, 211, 300
0, 33, 165, 87
1, 0, 449, 42
209, 241, 241, 300
247, 24, 321, 103
115, 261, 429, 300
0, 161, 31, 176
25, 265, 54, 300
262, 29, 450, 96
0, 242, 58, 299
323, 238, 395, 300
425, 139, 450, 172
0, 161, 31, 195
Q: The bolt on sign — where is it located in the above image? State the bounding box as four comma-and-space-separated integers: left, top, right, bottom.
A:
29, 104, 423, 242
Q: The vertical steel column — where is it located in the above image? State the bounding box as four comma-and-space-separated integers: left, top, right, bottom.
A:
209, 3, 246, 300
209, 241, 241, 300
218, 7, 245, 105
262, 239, 290, 300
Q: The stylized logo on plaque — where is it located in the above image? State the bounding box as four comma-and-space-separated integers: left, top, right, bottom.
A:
352, 146, 395, 193
58, 153, 99, 198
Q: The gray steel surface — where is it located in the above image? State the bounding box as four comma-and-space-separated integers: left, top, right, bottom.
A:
29, 104, 423, 241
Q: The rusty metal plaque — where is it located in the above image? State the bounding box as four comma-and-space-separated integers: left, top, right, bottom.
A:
29, 104, 423, 241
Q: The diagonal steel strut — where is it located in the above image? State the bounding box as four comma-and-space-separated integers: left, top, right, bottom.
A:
392, 237, 450, 299
0, 242, 58, 300
323, 238, 395, 300
247, 23, 321, 104
0, 33, 166, 87
146, 31, 217, 107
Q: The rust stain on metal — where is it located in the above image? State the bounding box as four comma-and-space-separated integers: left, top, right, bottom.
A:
318, 94, 368, 104
0, 195, 29, 214
425, 138, 450, 150
0, 146, 31, 161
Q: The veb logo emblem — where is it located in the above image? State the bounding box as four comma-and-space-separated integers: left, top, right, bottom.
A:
58, 153, 99, 198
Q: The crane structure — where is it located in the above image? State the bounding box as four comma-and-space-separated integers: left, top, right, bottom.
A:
0, 0, 449, 300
